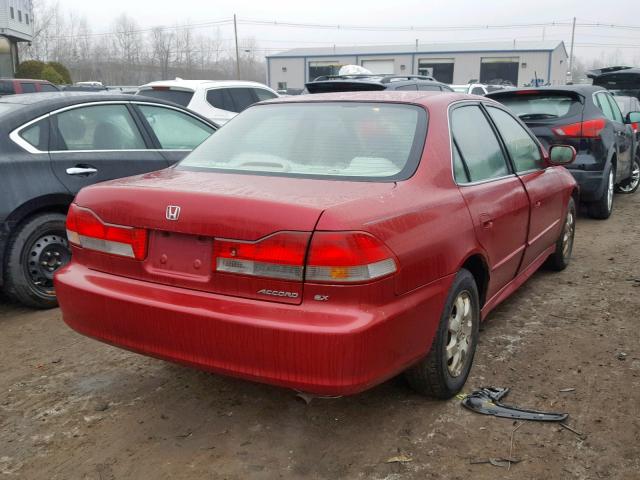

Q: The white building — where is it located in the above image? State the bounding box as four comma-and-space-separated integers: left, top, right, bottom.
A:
266, 41, 568, 92
0, 0, 34, 77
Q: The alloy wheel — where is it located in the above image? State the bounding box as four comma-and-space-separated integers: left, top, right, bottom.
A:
562, 209, 575, 259
607, 170, 614, 213
618, 160, 640, 193
446, 291, 474, 377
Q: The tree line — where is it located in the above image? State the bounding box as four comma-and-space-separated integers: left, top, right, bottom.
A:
19, 1, 266, 86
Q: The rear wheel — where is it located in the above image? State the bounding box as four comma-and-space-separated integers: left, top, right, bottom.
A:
4, 213, 70, 309
616, 158, 640, 194
588, 166, 614, 219
404, 269, 479, 399
546, 197, 576, 271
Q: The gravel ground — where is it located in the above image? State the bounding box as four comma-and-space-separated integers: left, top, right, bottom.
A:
1, 192, 639, 480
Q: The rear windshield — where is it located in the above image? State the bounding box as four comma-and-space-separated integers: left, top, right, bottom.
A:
495, 93, 580, 120
138, 88, 194, 107
178, 102, 427, 181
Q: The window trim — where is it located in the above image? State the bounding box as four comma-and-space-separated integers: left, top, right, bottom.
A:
10, 100, 214, 154
448, 100, 517, 187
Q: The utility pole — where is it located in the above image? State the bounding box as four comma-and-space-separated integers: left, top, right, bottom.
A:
568, 16, 576, 82
234, 14, 240, 80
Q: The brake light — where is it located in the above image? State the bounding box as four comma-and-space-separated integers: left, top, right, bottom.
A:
214, 232, 309, 281
212, 231, 397, 283
305, 232, 397, 283
151, 86, 170, 91
66, 204, 147, 260
552, 118, 606, 138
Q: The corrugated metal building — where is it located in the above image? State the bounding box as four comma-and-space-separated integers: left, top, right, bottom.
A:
0, 0, 34, 77
266, 41, 568, 91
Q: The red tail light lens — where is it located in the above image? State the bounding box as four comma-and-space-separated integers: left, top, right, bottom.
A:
213, 232, 309, 281
552, 118, 606, 138
305, 232, 397, 283
212, 231, 398, 284
66, 204, 148, 260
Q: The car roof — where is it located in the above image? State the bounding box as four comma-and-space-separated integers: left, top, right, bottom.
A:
138, 79, 274, 90
0, 92, 215, 129
0, 78, 52, 83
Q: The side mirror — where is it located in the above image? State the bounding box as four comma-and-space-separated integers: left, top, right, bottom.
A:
548, 145, 576, 166
625, 111, 640, 124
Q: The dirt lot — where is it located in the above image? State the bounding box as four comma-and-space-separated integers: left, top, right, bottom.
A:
1, 193, 639, 480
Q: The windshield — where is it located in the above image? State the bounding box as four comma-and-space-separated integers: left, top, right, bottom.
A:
137, 88, 194, 107
497, 94, 580, 120
178, 102, 427, 181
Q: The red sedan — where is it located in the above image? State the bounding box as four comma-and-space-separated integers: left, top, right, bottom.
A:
55, 92, 578, 398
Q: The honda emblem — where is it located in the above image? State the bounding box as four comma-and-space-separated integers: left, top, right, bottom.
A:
166, 205, 181, 221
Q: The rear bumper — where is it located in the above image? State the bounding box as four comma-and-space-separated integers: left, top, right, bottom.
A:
565, 167, 605, 202
55, 263, 452, 395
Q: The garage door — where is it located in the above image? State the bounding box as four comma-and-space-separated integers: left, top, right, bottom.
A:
480, 57, 519, 86
361, 60, 395, 74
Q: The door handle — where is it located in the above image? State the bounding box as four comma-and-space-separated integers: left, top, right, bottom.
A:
66, 167, 98, 176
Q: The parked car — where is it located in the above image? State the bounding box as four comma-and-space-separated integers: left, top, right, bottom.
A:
0, 92, 217, 308
0, 78, 60, 95
305, 74, 453, 93
450, 83, 511, 96
613, 95, 640, 193
588, 66, 640, 102
487, 86, 639, 218
136, 80, 279, 125
55, 91, 578, 398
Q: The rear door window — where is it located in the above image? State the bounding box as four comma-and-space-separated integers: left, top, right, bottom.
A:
20, 119, 49, 151
595, 92, 615, 121
39, 84, 59, 92
53, 104, 146, 151
497, 93, 580, 121
227, 88, 258, 113
253, 88, 277, 101
395, 84, 418, 91
20, 83, 37, 93
486, 106, 544, 172
605, 94, 624, 123
206, 88, 235, 111
471, 87, 486, 95
138, 105, 215, 149
418, 84, 441, 91
138, 89, 194, 108
451, 105, 510, 183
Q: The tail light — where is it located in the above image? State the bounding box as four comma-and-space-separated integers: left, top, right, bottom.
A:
213, 231, 397, 284
66, 204, 148, 260
214, 232, 309, 281
305, 232, 397, 283
552, 118, 606, 138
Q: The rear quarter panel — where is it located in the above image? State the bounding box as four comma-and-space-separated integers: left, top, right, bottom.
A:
316, 101, 479, 295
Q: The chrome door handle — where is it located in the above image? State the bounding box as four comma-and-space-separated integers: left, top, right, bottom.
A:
66, 167, 98, 175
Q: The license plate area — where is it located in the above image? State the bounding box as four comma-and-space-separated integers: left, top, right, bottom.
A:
146, 231, 212, 280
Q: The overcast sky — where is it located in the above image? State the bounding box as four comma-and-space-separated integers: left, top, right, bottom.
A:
57, 0, 640, 64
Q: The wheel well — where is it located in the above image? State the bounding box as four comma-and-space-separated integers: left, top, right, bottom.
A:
461, 255, 489, 308
610, 154, 617, 173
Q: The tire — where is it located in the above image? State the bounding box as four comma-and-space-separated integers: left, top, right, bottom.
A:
404, 269, 480, 399
587, 166, 615, 220
4, 213, 70, 309
546, 197, 576, 271
616, 157, 640, 194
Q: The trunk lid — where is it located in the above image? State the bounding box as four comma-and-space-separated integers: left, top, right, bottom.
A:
72, 168, 396, 304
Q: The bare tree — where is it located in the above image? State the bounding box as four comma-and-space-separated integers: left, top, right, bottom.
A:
150, 27, 174, 80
